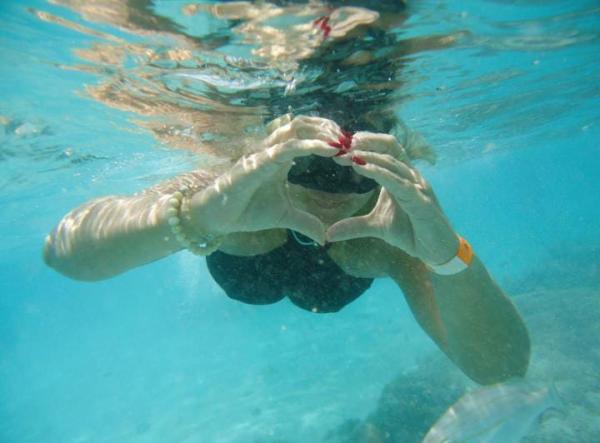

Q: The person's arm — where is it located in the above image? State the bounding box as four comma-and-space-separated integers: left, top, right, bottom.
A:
326, 131, 531, 384
43, 170, 218, 281
388, 250, 530, 385
44, 115, 345, 281
329, 236, 530, 385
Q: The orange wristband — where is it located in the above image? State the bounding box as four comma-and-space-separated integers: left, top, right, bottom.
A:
429, 236, 474, 275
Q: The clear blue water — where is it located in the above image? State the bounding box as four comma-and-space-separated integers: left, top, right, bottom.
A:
1, 1, 599, 442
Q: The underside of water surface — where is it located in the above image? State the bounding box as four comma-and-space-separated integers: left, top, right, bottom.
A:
0, 1, 599, 442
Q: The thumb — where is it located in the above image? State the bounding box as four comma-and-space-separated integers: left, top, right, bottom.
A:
279, 207, 326, 245
327, 215, 380, 242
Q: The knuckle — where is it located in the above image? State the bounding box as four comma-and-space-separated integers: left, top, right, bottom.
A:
352, 131, 370, 143
241, 153, 260, 168
266, 126, 287, 144
380, 153, 396, 163
290, 119, 313, 138
265, 144, 283, 160
292, 116, 309, 128
381, 134, 396, 144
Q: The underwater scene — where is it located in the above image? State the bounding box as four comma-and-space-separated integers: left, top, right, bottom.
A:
0, 1, 599, 442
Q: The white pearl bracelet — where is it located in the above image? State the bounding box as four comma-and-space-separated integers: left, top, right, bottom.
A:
166, 186, 222, 256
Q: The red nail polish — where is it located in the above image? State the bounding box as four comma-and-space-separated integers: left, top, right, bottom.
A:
330, 130, 354, 155
352, 155, 366, 165
313, 16, 331, 38
340, 131, 353, 149
313, 16, 325, 26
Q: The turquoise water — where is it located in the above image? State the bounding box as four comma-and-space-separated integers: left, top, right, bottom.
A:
1, 1, 599, 442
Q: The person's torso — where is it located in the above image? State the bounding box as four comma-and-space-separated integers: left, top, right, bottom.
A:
206, 230, 391, 312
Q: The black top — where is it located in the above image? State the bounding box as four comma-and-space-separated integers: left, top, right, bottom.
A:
206, 231, 373, 313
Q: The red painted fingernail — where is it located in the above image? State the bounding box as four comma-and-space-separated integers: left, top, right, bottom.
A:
352, 155, 366, 165
330, 131, 354, 154
313, 16, 331, 38
343, 136, 351, 149
337, 131, 353, 150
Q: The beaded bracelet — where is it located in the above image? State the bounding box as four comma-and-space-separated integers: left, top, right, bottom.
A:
166, 186, 222, 256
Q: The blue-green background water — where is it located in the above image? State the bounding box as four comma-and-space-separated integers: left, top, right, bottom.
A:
1, 1, 599, 442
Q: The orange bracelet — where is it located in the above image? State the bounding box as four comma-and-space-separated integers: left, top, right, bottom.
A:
429, 236, 474, 275
457, 236, 474, 265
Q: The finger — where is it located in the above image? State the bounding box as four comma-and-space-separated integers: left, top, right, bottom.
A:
218, 139, 338, 198
326, 214, 381, 243
352, 132, 409, 162
332, 155, 353, 166
265, 113, 293, 135
291, 115, 341, 134
267, 116, 340, 146
350, 162, 422, 205
332, 149, 422, 187
265, 139, 339, 164
279, 207, 326, 245
347, 150, 420, 183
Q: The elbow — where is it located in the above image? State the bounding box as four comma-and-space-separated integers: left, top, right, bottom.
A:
43, 233, 110, 282
43, 233, 67, 275
467, 356, 530, 386
464, 329, 531, 386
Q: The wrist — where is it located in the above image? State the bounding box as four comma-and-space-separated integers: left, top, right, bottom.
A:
180, 192, 215, 238
427, 233, 461, 267
166, 187, 222, 255
427, 235, 474, 276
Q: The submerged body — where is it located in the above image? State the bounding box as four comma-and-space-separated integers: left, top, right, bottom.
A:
43, 1, 531, 385
423, 382, 561, 443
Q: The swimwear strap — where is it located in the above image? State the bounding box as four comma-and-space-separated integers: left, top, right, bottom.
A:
166, 186, 222, 256
428, 236, 474, 276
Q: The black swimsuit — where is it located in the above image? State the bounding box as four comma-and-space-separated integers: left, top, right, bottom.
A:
206, 231, 373, 313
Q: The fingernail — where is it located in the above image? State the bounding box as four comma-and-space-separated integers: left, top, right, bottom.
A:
340, 132, 353, 150
313, 16, 331, 38
352, 155, 366, 165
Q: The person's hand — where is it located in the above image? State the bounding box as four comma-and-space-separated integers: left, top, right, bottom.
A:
327, 132, 460, 265
187, 116, 341, 244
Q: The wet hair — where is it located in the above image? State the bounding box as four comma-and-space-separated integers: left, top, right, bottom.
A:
249, 0, 406, 193
287, 155, 378, 194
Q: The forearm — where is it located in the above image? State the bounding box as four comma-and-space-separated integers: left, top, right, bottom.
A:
390, 253, 530, 384
44, 170, 218, 281
430, 256, 530, 383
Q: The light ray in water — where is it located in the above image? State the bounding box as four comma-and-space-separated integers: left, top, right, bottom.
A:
423, 381, 562, 443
